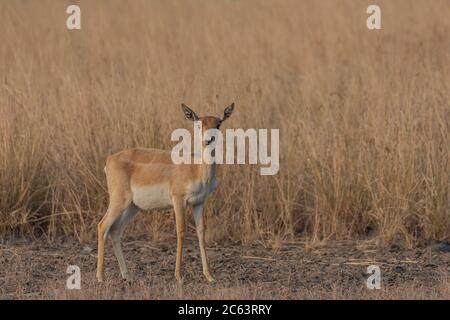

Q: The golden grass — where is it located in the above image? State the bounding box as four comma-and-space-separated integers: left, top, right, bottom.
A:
0, 0, 449, 247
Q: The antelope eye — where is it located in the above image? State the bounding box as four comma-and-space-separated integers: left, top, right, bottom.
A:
206, 136, 215, 145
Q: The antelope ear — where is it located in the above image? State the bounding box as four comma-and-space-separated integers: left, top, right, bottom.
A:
181, 104, 199, 121
221, 103, 235, 122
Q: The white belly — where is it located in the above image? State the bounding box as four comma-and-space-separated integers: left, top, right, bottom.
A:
131, 184, 173, 210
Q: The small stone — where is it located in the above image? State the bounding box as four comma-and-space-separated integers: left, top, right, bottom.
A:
438, 241, 450, 253
394, 266, 405, 273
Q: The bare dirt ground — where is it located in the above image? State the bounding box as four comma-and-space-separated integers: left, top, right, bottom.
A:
1, 236, 450, 299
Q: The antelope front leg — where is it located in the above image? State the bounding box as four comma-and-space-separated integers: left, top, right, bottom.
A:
173, 197, 186, 283
193, 204, 215, 283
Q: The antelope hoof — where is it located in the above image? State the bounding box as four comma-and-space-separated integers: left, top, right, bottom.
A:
175, 273, 184, 284
96, 273, 104, 283
205, 273, 216, 283
122, 273, 134, 283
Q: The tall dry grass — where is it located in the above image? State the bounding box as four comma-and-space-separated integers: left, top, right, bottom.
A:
0, 0, 449, 247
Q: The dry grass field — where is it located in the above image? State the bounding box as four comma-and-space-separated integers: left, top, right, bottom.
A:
0, 0, 449, 299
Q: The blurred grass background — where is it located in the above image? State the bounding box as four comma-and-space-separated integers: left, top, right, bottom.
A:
0, 0, 448, 247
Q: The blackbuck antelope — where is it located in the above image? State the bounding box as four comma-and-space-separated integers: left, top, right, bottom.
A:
96, 103, 235, 283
